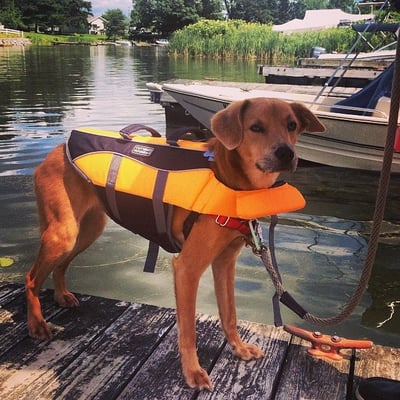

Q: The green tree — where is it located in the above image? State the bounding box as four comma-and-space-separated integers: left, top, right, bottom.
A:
1, 0, 91, 32
327, 0, 356, 12
103, 8, 127, 39
130, 0, 223, 36
0, 0, 24, 28
302, 0, 328, 9
229, 0, 276, 23
65, 0, 92, 30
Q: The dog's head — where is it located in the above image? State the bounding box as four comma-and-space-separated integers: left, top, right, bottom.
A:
210, 97, 325, 188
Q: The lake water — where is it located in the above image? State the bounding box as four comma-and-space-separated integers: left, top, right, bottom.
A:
0, 45, 399, 347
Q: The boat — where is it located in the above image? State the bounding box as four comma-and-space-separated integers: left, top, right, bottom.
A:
147, 67, 400, 172
155, 38, 169, 46
148, 4, 400, 172
260, 22, 399, 86
114, 40, 132, 47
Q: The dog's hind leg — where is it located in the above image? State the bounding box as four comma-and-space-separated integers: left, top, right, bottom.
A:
52, 204, 107, 308
26, 212, 81, 338
26, 144, 106, 339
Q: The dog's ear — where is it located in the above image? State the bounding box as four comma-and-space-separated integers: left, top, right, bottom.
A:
210, 100, 249, 150
290, 102, 326, 133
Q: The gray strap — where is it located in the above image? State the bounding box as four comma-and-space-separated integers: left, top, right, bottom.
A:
153, 170, 169, 237
142, 170, 168, 273
105, 154, 122, 221
143, 241, 160, 273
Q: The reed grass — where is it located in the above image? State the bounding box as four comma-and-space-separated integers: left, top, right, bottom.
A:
168, 19, 384, 62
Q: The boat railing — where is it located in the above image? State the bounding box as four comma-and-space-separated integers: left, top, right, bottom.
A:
312, 0, 395, 104
304, 98, 389, 119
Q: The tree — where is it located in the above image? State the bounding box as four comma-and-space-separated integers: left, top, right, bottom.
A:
229, 0, 276, 23
130, 0, 223, 36
103, 8, 127, 39
1, 0, 91, 32
65, 0, 92, 30
0, 0, 24, 28
327, 0, 356, 13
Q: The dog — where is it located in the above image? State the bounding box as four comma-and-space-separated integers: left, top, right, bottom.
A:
26, 97, 324, 390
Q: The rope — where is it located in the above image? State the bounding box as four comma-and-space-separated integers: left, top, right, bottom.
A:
261, 35, 400, 327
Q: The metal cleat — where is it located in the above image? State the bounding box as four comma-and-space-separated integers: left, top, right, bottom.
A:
283, 324, 373, 361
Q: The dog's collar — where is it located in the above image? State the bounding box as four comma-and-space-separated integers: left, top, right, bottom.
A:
212, 215, 252, 235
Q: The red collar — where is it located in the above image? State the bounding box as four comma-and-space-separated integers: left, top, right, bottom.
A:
211, 215, 251, 235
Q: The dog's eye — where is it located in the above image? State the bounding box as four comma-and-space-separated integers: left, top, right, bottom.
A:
250, 124, 264, 133
287, 121, 297, 131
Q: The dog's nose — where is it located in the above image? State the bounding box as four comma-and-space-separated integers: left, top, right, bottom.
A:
275, 145, 294, 163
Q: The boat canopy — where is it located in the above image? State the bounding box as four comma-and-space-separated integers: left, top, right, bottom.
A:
352, 22, 400, 33
332, 63, 393, 115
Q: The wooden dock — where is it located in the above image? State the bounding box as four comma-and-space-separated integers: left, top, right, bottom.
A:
1, 282, 399, 399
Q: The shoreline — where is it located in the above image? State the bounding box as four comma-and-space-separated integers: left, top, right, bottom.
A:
0, 38, 31, 47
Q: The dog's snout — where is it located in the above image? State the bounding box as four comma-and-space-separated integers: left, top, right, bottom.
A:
275, 145, 294, 163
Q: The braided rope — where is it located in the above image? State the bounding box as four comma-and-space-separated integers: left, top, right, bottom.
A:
261, 37, 400, 326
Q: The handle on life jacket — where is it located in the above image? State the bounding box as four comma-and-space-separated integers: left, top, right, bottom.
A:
119, 124, 162, 139
166, 127, 209, 146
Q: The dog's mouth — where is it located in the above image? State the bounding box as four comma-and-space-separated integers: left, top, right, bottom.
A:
256, 144, 298, 173
256, 159, 298, 173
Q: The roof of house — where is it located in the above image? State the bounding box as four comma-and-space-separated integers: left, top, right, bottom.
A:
87, 15, 107, 24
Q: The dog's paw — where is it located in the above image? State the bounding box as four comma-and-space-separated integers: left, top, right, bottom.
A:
54, 290, 79, 308
232, 342, 264, 361
184, 367, 213, 391
28, 318, 53, 340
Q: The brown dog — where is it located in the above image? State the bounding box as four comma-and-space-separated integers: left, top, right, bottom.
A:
26, 97, 324, 390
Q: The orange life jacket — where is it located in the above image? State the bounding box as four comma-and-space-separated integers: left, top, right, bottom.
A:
66, 125, 305, 255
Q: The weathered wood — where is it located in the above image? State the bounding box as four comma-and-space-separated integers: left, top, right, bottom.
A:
297, 57, 392, 69
0, 294, 129, 399
0, 282, 25, 304
198, 321, 291, 400
0, 284, 399, 400
35, 303, 176, 400
0, 287, 68, 358
355, 344, 400, 380
116, 313, 226, 400
274, 336, 350, 400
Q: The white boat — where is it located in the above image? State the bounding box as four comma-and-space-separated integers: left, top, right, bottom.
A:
114, 40, 132, 47
155, 38, 169, 46
317, 40, 397, 62
158, 73, 400, 172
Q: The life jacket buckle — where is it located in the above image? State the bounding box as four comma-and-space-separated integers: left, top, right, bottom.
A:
214, 215, 230, 227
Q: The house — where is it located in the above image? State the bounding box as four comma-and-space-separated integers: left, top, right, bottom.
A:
88, 16, 107, 35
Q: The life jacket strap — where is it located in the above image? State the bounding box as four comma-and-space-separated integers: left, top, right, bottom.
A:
212, 215, 252, 236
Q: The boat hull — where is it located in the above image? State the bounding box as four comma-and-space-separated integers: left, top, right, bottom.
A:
162, 83, 399, 173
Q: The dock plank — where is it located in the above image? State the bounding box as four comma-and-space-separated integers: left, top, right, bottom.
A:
0, 282, 25, 304
0, 294, 129, 399
355, 344, 400, 380
0, 288, 68, 358
274, 336, 350, 400
116, 314, 226, 400
36, 303, 176, 400
198, 322, 291, 400
0, 283, 399, 400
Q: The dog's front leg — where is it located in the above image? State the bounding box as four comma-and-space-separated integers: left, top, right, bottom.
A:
173, 215, 237, 391
212, 239, 264, 361
173, 253, 211, 390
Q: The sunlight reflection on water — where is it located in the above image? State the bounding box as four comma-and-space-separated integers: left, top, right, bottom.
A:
0, 45, 399, 346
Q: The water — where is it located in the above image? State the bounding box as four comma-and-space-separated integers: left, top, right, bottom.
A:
0, 45, 399, 347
